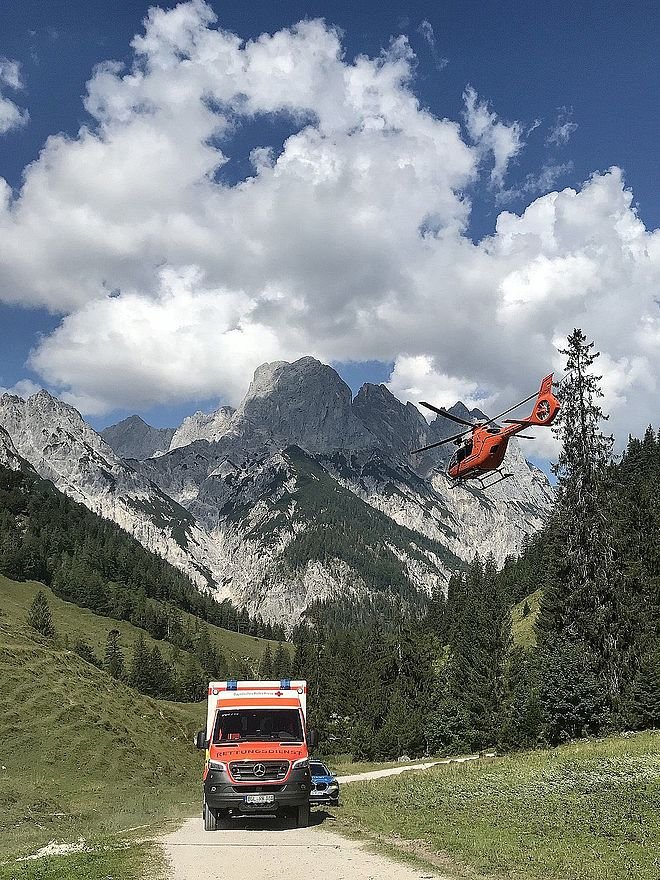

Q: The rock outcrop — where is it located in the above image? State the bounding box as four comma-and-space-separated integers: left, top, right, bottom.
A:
168, 407, 234, 452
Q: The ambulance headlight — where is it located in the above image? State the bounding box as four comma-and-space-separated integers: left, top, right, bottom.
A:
208, 760, 227, 772
292, 758, 309, 770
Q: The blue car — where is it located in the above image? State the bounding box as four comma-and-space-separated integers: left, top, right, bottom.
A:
309, 759, 340, 806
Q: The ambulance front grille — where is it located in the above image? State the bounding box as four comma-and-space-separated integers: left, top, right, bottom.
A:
229, 760, 289, 781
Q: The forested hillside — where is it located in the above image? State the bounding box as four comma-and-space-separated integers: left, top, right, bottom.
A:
0, 464, 289, 701
288, 424, 659, 759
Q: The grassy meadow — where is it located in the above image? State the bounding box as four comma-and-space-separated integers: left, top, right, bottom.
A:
333, 730, 660, 880
0, 575, 284, 671
0, 610, 204, 879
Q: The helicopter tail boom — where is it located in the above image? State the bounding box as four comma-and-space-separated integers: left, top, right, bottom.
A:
503, 373, 559, 427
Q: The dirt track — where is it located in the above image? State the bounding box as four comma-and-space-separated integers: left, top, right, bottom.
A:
162, 816, 447, 880
161, 758, 482, 879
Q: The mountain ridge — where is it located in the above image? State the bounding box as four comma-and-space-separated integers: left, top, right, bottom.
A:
0, 358, 554, 622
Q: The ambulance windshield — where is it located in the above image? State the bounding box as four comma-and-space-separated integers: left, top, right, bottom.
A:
213, 709, 303, 743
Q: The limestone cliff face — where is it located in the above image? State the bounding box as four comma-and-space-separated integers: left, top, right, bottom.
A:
351, 383, 427, 465
2, 359, 555, 622
0, 425, 33, 472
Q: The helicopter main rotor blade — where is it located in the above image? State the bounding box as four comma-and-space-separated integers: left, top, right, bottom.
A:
412, 428, 471, 454
419, 401, 476, 427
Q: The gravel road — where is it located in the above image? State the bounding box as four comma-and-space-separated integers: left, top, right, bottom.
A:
162, 818, 446, 880
161, 758, 483, 880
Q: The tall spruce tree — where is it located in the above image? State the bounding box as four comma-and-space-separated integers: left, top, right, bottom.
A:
272, 642, 290, 678
427, 556, 511, 752
627, 649, 660, 729
74, 637, 100, 667
258, 644, 274, 679
27, 591, 56, 639
537, 329, 634, 725
104, 629, 125, 680
129, 633, 152, 692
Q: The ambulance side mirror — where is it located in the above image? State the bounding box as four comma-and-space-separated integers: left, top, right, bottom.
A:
195, 730, 207, 750
308, 729, 318, 749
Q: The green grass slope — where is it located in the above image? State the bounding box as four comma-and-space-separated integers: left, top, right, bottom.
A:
334, 731, 660, 880
0, 613, 204, 877
511, 588, 542, 648
0, 575, 284, 671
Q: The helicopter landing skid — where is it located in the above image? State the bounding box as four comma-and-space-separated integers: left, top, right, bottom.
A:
450, 469, 514, 492
476, 470, 514, 491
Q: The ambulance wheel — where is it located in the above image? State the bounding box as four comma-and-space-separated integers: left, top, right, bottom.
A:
203, 801, 219, 832
296, 804, 310, 828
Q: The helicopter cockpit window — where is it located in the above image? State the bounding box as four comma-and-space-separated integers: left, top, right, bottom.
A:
455, 441, 472, 464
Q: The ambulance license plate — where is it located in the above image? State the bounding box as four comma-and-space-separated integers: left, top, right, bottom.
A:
245, 794, 275, 804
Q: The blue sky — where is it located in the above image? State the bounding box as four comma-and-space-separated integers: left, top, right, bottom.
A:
0, 0, 658, 452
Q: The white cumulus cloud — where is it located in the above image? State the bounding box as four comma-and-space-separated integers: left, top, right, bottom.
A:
0, 379, 41, 398
0, 2, 657, 454
386, 355, 487, 415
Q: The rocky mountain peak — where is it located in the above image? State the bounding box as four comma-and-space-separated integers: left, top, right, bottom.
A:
241, 357, 346, 402
0, 367, 555, 623
169, 406, 235, 452
447, 401, 488, 422
102, 415, 176, 461
352, 383, 428, 461
230, 357, 376, 454
0, 390, 95, 444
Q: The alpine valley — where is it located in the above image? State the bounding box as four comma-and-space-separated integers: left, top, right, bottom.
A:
0, 358, 553, 622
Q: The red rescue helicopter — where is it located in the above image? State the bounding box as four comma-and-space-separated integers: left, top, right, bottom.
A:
412, 374, 560, 490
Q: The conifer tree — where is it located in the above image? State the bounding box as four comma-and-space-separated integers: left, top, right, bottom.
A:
149, 644, 173, 698
628, 649, 660, 729
237, 608, 250, 634
104, 629, 125, 679
129, 633, 152, 692
427, 555, 512, 752
538, 329, 634, 718
538, 636, 607, 742
499, 647, 543, 750
73, 638, 101, 667
178, 652, 206, 702
273, 642, 290, 678
27, 591, 56, 639
259, 645, 274, 679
